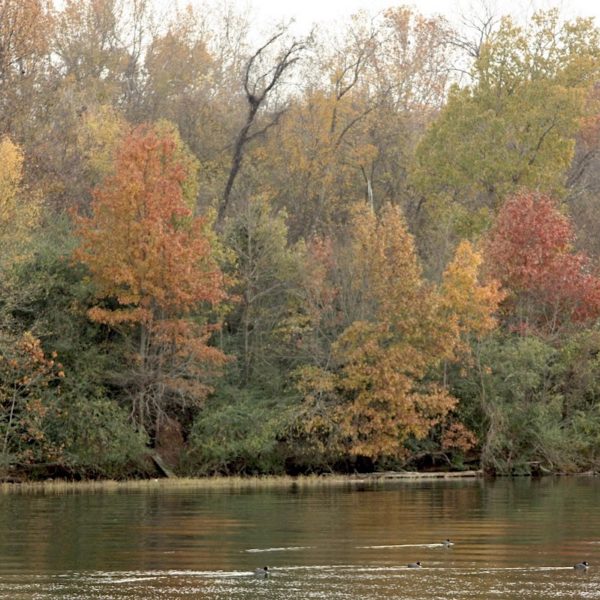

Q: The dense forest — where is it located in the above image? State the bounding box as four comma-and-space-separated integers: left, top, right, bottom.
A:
2, 0, 600, 479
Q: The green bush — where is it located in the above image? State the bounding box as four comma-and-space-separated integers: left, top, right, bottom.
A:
51, 393, 149, 478
184, 386, 296, 475
453, 335, 582, 474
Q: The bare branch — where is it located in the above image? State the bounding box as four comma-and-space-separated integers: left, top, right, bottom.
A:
218, 27, 308, 223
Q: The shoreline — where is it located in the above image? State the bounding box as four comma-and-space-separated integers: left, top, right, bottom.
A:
3, 469, 597, 495
0, 470, 484, 495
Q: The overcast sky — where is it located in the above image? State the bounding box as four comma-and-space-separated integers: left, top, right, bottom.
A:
252, 0, 599, 27
161, 0, 600, 32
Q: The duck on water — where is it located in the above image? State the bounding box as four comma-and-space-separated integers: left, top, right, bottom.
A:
254, 566, 269, 578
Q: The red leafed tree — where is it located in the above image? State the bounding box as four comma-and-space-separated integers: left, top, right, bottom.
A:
485, 190, 600, 335
73, 124, 228, 435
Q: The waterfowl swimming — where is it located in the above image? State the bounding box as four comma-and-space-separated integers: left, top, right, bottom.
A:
254, 566, 269, 577
407, 561, 422, 568
574, 561, 589, 570
442, 539, 454, 547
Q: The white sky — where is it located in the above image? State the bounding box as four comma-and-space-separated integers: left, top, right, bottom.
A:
250, 0, 600, 28
163, 0, 600, 32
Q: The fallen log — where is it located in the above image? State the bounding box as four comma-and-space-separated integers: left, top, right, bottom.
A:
352, 470, 483, 480
151, 452, 176, 478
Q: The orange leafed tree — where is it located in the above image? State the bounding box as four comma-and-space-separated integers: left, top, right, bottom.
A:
73, 124, 228, 435
436, 240, 503, 455
296, 205, 459, 462
295, 205, 502, 463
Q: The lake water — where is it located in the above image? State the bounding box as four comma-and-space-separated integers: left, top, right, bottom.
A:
0, 477, 599, 599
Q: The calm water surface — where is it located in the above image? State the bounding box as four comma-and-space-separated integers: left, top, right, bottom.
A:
1, 477, 599, 599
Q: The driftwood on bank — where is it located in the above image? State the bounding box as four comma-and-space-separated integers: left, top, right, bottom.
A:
349, 470, 483, 480
151, 452, 175, 478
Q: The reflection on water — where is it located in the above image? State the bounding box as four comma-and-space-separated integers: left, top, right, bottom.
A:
0, 477, 599, 598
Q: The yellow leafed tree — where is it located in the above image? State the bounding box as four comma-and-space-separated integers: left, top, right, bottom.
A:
0, 137, 40, 265
440, 240, 504, 356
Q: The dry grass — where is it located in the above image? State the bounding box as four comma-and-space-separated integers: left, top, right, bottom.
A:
0, 475, 360, 495
0, 471, 482, 495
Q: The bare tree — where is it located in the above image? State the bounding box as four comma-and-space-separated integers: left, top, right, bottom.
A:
446, 0, 500, 82
452, 1, 498, 59
218, 27, 307, 223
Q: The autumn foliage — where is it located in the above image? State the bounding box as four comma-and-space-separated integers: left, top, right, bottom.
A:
295, 205, 499, 463
485, 191, 600, 334
0, 332, 64, 466
0, 136, 41, 263
4, 1, 600, 477
73, 125, 228, 433
441, 240, 504, 353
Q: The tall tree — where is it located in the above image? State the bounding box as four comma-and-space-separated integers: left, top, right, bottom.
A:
0, 0, 51, 137
414, 10, 600, 211
73, 124, 228, 437
223, 196, 301, 388
295, 205, 459, 463
411, 10, 600, 274
261, 8, 454, 240
52, 0, 128, 103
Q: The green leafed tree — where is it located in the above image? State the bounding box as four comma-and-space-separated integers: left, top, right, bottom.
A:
222, 196, 302, 389
411, 10, 600, 271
